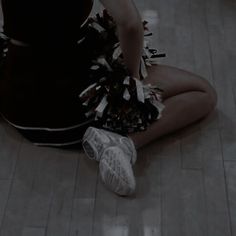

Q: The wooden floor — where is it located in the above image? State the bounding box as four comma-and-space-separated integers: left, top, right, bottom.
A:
0, 0, 236, 235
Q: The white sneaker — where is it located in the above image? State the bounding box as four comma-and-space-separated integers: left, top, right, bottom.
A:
99, 146, 136, 196
82, 127, 137, 165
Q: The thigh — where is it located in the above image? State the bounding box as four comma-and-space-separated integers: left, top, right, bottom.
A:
145, 64, 215, 99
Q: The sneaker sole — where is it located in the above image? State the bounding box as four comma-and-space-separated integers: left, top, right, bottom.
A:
99, 147, 136, 196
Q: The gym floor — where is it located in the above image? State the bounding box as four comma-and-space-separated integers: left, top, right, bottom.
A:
0, 0, 236, 235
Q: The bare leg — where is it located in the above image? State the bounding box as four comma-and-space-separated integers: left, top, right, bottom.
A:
129, 64, 217, 149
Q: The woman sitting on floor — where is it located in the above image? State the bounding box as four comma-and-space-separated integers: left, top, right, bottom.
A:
0, 0, 217, 196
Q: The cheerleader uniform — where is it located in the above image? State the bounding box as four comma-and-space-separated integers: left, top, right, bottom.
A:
0, 0, 165, 148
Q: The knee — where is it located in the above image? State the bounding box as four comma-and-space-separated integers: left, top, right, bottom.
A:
193, 74, 217, 111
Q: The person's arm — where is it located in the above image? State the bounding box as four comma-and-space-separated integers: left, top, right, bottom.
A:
99, 0, 144, 79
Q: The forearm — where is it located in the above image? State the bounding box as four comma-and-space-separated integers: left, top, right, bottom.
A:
117, 22, 144, 79
99, 0, 144, 78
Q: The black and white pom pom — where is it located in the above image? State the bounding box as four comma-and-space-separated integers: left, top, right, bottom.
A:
79, 74, 165, 134
78, 10, 166, 134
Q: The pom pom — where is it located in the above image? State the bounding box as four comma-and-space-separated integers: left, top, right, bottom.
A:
78, 10, 166, 134
79, 74, 165, 134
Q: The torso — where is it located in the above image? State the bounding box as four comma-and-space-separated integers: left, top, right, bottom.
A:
1, 0, 94, 44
